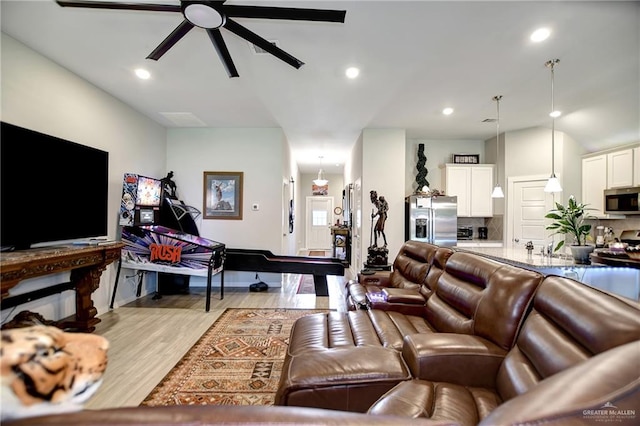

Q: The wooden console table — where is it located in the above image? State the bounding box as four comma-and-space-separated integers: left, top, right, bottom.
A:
0, 243, 123, 332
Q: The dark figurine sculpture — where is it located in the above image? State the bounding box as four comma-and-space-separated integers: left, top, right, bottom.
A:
370, 190, 388, 247
415, 143, 430, 192
367, 190, 389, 267
161, 171, 178, 199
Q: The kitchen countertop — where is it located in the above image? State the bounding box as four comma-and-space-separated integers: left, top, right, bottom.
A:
453, 246, 603, 270
455, 240, 503, 248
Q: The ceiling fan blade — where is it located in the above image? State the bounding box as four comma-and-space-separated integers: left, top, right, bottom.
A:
206, 29, 239, 78
56, 0, 180, 13
223, 5, 346, 23
146, 20, 194, 61
224, 19, 304, 69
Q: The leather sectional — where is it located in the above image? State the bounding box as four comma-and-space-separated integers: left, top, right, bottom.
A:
275, 241, 640, 425
6, 241, 639, 425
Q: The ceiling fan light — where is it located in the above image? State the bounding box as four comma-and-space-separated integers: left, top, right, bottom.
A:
544, 174, 563, 193
491, 185, 505, 198
184, 3, 225, 29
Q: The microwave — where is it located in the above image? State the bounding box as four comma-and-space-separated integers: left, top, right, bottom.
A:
604, 187, 640, 214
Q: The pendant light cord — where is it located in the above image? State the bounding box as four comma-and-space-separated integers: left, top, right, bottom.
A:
546, 59, 560, 176
493, 95, 502, 183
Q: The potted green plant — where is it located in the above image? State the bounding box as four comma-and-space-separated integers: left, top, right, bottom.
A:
545, 195, 596, 264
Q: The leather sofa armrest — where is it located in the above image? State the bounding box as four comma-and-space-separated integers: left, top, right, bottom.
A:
382, 288, 426, 305
359, 271, 392, 287
346, 281, 373, 309
402, 333, 507, 388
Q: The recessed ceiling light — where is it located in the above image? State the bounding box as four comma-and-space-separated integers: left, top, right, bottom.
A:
442, 107, 454, 115
135, 68, 151, 80
550, 110, 562, 118
345, 67, 360, 79
530, 28, 551, 42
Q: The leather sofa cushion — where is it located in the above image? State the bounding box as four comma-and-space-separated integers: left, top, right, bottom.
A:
425, 253, 542, 351
402, 333, 507, 388
4, 405, 451, 425
483, 341, 640, 425
496, 275, 640, 401
369, 341, 640, 425
368, 379, 501, 424
382, 288, 426, 304
275, 347, 412, 412
287, 311, 438, 354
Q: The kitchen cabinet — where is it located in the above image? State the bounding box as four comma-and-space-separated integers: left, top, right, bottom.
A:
442, 164, 493, 217
582, 154, 607, 216
634, 147, 640, 187
582, 147, 635, 218
607, 148, 634, 188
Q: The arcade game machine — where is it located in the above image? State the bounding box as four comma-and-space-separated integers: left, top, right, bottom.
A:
117, 173, 219, 299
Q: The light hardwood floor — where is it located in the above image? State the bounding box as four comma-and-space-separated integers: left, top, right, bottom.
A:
86, 268, 351, 410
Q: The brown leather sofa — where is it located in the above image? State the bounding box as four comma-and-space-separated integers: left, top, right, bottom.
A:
276, 242, 640, 424
7, 242, 639, 425
275, 250, 544, 411
346, 241, 454, 316
5, 405, 451, 425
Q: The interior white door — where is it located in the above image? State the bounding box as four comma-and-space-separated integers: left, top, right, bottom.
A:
305, 196, 333, 249
509, 177, 557, 250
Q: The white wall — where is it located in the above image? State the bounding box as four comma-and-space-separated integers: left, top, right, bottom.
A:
362, 129, 406, 265
1, 34, 167, 321
166, 128, 286, 250
165, 127, 291, 288
406, 139, 486, 195
504, 126, 585, 204
347, 134, 364, 273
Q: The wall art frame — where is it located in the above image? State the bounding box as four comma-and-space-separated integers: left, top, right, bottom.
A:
203, 171, 243, 220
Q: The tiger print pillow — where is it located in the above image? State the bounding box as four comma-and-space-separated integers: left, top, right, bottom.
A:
0, 325, 109, 421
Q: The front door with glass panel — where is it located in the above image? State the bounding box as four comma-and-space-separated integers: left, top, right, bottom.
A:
306, 196, 333, 249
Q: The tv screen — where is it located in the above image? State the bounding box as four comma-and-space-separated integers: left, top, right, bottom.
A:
1, 122, 109, 250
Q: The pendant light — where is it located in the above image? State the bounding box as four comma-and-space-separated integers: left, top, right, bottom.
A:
544, 59, 563, 193
491, 95, 505, 198
313, 156, 328, 186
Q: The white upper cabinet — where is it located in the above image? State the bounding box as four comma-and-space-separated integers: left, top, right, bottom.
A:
443, 164, 494, 217
582, 154, 607, 216
634, 147, 640, 187
607, 148, 634, 188
582, 145, 639, 218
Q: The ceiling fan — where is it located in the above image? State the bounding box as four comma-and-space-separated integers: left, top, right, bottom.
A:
55, 1, 346, 78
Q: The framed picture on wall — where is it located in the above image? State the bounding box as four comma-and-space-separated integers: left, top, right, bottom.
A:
312, 183, 329, 195
203, 171, 243, 220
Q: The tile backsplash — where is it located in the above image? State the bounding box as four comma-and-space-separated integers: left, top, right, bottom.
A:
458, 216, 503, 240
590, 217, 640, 243
456, 215, 639, 244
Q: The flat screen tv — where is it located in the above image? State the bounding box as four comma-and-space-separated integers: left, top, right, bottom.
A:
1, 122, 109, 250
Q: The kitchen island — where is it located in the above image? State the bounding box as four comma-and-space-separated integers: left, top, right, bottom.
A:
453, 244, 639, 301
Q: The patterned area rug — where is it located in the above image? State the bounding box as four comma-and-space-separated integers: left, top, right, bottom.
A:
308, 250, 326, 256
296, 275, 315, 294
141, 308, 327, 407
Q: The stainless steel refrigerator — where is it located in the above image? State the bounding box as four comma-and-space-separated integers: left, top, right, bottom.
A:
405, 195, 457, 247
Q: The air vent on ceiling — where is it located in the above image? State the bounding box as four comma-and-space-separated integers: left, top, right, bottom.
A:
249, 40, 279, 54
482, 118, 497, 123
159, 112, 206, 127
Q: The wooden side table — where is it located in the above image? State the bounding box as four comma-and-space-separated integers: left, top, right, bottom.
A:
1, 243, 123, 332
